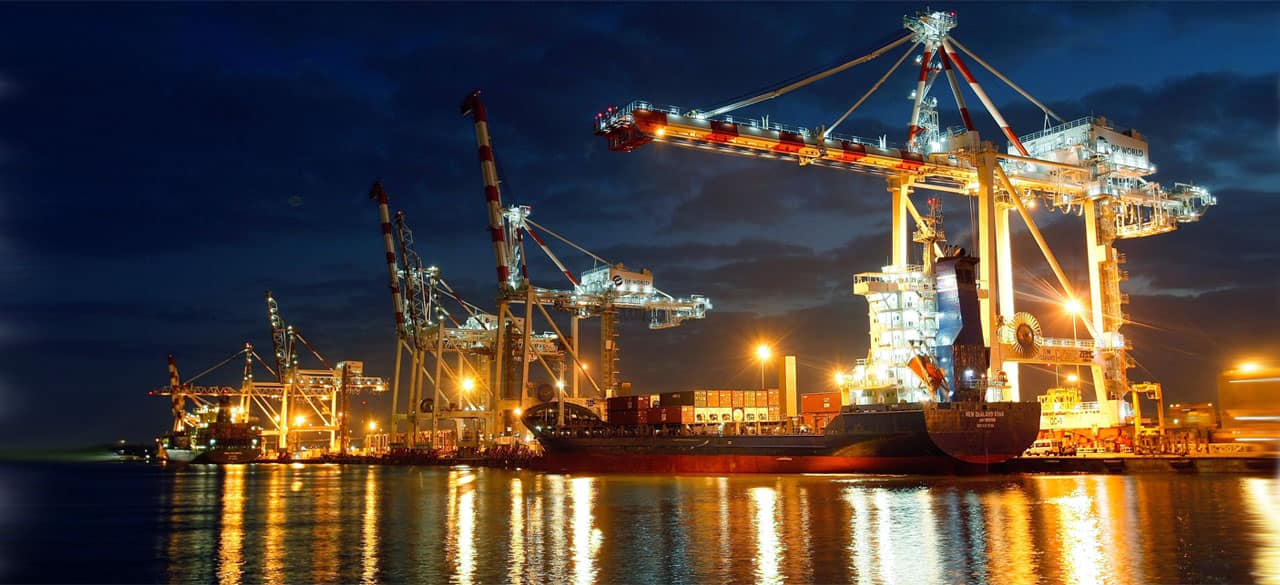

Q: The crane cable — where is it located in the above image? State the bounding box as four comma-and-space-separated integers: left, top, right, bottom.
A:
948, 36, 1065, 124
825, 40, 921, 137
699, 32, 914, 118
524, 219, 611, 266
182, 347, 250, 385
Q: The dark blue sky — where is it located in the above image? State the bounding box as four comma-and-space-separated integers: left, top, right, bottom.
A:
1, 3, 1277, 447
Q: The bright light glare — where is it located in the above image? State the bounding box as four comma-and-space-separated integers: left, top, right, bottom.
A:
513, 407, 523, 417
1239, 362, 1262, 373
1064, 299, 1083, 315
556, 380, 565, 389
834, 372, 847, 385
461, 378, 476, 392
294, 415, 306, 427
755, 344, 772, 361
367, 421, 378, 431
1066, 374, 1079, 383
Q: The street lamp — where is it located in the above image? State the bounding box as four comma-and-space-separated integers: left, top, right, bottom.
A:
755, 344, 772, 389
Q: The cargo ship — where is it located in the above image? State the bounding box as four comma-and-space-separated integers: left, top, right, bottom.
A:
525, 251, 1041, 474
157, 397, 263, 464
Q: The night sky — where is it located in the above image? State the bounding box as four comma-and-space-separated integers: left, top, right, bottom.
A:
1, 3, 1277, 448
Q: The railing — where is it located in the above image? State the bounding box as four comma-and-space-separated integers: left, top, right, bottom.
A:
1017, 116, 1097, 145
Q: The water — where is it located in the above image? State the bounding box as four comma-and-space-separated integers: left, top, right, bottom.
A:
0, 462, 1276, 584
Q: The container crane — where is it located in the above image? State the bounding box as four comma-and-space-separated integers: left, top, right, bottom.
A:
150, 337, 385, 455
462, 91, 711, 426
263, 291, 386, 452
370, 180, 566, 449
593, 9, 1214, 423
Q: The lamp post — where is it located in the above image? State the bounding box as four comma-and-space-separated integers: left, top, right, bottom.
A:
755, 344, 772, 389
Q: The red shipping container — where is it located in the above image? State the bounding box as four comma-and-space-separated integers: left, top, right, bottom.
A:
756, 390, 769, 408
801, 391, 843, 414
767, 389, 781, 407
768, 407, 781, 421
707, 391, 720, 408
731, 391, 745, 408
606, 396, 631, 411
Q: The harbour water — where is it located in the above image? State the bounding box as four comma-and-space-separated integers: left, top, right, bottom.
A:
0, 462, 1276, 584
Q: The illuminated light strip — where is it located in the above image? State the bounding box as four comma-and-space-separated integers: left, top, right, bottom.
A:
939, 39, 1029, 156
1228, 377, 1280, 384
1235, 437, 1279, 442
907, 46, 934, 146
1234, 416, 1280, 421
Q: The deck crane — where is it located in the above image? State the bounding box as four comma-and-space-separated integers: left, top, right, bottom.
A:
594, 9, 1214, 419
370, 180, 566, 449
462, 91, 711, 423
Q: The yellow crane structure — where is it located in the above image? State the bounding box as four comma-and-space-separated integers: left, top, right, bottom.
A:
593, 9, 1213, 423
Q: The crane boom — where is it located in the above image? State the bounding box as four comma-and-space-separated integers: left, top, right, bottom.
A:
461, 90, 516, 293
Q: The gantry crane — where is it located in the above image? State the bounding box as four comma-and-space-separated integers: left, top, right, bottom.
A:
461, 90, 711, 427
262, 291, 386, 452
594, 9, 1213, 421
370, 180, 567, 449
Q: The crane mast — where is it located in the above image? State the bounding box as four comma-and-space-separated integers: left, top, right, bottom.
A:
594, 9, 1214, 417
463, 91, 712, 433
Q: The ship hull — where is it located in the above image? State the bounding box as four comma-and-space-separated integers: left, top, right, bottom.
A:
527, 401, 1040, 474
534, 452, 974, 474
159, 446, 261, 464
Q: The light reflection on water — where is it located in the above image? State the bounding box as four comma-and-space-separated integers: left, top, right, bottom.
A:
132, 468, 1280, 584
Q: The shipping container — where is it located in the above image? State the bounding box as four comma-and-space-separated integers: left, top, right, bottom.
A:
731, 391, 745, 408
801, 391, 843, 414
744, 391, 756, 408
767, 389, 781, 407
694, 390, 708, 408
756, 390, 769, 408
648, 405, 694, 424
768, 406, 781, 421
660, 391, 697, 407
607, 395, 651, 411
707, 391, 720, 408
718, 390, 732, 407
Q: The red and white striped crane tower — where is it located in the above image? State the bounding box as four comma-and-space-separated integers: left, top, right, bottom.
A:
370, 180, 568, 448
594, 9, 1214, 415
462, 90, 712, 429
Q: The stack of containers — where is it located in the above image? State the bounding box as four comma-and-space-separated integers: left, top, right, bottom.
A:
800, 391, 843, 432
606, 395, 650, 425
